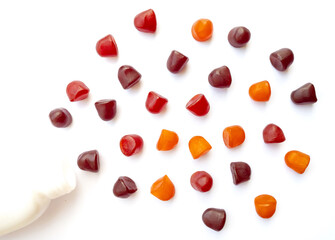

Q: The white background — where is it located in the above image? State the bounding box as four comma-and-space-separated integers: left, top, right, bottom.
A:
1, 0, 335, 239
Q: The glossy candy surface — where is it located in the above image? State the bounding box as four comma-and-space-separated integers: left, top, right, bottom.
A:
49, 108, 72, 128
249, 80, 271, 102
77, 150, 99, 172
208, 66, 232, 88
228, 26, 251, 48
120, 134, 143, 157
223, 125, 245, 148
118, 65, 141, 89
166, 50, 189, 73
96, 34, 118, 57
145, 91, 168, 114
156, 129, 179, 151
270, 48, 294, 71
202, 208, 226, 231
189, 136, 212, 159
254, 194, 277, 218
191, 19, 213, 42
113, 176, 137, 198
95, 99, 117, 121
230, 162, 251, 185
285, 150, 310, 174
291, 83, 317, 104
150, 175, 175, 201
190, 171, 213, 192
66, 81, 90, 102
134, 9, 157, 33
186, 94, 210, 116
263, 124, 285, 143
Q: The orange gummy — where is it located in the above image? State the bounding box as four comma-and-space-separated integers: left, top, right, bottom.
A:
285, 150, 310, 174
156, 129, 179, 151
189, 136, 212, 159
223, 125, 245, 148
191, 19, 213, 42
249, 80, 271, 102
254, 194, 277, 218
150, 175, 175, 201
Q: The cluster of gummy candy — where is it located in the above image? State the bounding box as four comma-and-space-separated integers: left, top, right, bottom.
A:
49, 9, 317, 232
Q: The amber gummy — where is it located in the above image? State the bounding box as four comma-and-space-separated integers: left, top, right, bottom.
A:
249, 80, 271, 102
150, 175, 175, 201
189, 136, 212, 159
191, 18, 213, 42
254, 194, 277, 218
156, 129, 179, 151
285, 150, 310, 174
223, 125, 245, 148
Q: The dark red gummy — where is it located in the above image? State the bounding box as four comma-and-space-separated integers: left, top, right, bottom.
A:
77, 150, 99, 172
95, 99, 117, 121
263, 123, 286, 143
202, 208, 227, 231
113, 176, 138, 198
96, 34, 118, 57
270, 48, 294, 71
120, 134, 144, 157
186, 94, 210, 116
208, 66, 232, 88
230, 162, 251, 185
49, 108, 72, 128
66, 80, 90, 102
118, 65, 141, 89
134, 9, 157, 33
166, 50, 189, 73
145, 91, 168, 114
291, 83, 317, 104
190, 171, 213, 192
228, 26, 251, 48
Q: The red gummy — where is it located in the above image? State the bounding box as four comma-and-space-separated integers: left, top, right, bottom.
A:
145, 91, 168, 114
95, 99, 117, 121
263, 123, 286, 143
96, 34, 118, 57
134, 9, 157, 33
186, 94, 210, 116
190, 171, 213, 192
120, 134, 144, 157
66, 80, 90, 102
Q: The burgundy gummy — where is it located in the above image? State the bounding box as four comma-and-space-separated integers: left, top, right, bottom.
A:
208, 66, 232, 88
230, 162, 251, 185
167, 50, 189, 73
202, 208, 227, 231
95, 99, 117, 121
291, 83, 317, 104
228, 26, 251, 48
49, 108, 72, 128
77, 150, 100, 172
270, 48, 294, 71
118, 65, 141, 89
113, 176, 138, 198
